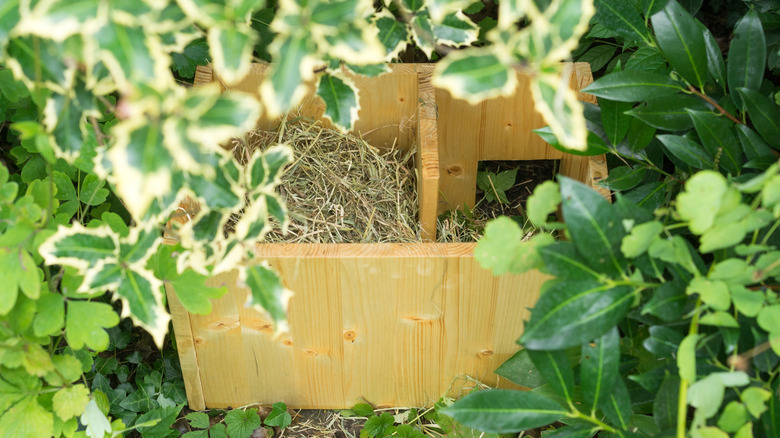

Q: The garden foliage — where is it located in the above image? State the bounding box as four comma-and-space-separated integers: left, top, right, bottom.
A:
444, 1, 780, 437
0, 0, 597, 436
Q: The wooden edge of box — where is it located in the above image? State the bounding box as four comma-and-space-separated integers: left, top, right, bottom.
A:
164, 284, 207, 410
416, 69, 441, 241
253, 242, 478, 258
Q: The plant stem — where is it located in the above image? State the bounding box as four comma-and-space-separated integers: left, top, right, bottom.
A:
569, 408, 617, 434
677, 299, 702, 438
687, 86, 742, 125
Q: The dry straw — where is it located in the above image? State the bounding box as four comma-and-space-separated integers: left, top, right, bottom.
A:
231, 116, 420, 243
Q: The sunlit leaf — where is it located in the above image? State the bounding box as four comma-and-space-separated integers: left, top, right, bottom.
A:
433, 48, 515, 104
316, 73, 360, 131
65, 300, 119, 351
240, 263, 293, 334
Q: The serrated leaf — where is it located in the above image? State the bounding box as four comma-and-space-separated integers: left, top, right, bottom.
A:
650, 0, 707, 89
317, 73, 360, 132
65, 301, 119, 351
433, 48, 514, 104
728, 11, 766, 108
172, 40, 210, 79
433, 11, 478, 47
345, 63, 391, 77
439, 389, 566, 434
33, 293, 65, 337
593, 0, 650, 44
0, 396, 54, 438
583, 71, 684, 102
94, 21, 167, 89
520, 280, 634, 350
374, 10, 409, 58
475, 217, 554, 275
186, 412, 210, 429
240, 264, 292, 334
115, 268, 170, 348
53, 384, 90, 421
225, 409, 261, 438
531, 71, 588, 151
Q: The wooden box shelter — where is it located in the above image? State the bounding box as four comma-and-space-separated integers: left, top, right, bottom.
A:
167, 63, 607, 410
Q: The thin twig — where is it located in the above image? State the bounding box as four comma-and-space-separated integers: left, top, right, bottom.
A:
688, 86, 743, 125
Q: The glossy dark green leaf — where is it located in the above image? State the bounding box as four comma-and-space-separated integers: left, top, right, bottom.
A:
687, 110, 742, 174
494, 349, 546, 388
560, 176, 626, 276
699, 23, 726, 91
653, 374, 680, 433
439, 389, 566, 434
736, 125, 776, 160
601, 377, 632, 429
578, 45, 617, 72
594, 0, 650, 44
728, 11, 766, 108
600, 98, 633, 145
642, 279, 687, 321
527, 349, 575, 402
600, 166, 646, 191
657, 134, 713, 170
538, 242, 602, 281
643, 325, 684, 357
583, 71, 684, 102
316, 73, 359, 131
581, 327, 620, 414
738, 88, 780, 148
533, 126, 609, 156
625, 46, 667, 73
651, 1, 708, 89
627, 94, 710, 131
625, 117, 656, 152
520, 280, 634, 350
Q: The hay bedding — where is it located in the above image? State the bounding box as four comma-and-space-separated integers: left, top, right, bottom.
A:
231, 117, 420, 243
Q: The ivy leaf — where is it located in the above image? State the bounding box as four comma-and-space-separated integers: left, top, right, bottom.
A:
520, 280, 634, 350
240, 264, 292, 334
53, 384, 90, 421
728, 11, 766, 108
475, 217, 554, 276
583, 71, 684, 102
316, 73, 360, 132
0, 396, 54, 438
171, 39, 210, 79
168, 268, 228, 315
65, 301, 119, 351
439, 389, 566, 433
225, 409, 261, 438
650, 0, 707, 89
433, 48, 515, 104
264, 402, 292, 428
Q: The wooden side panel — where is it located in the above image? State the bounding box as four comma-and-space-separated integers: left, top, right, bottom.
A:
165, 285, 206, 410
416, 71, 441, 241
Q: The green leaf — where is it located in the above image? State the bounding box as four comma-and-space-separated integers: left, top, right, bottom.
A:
316, 73, 359, 132
676, 170, 728, 234
718, 401, 749, 433
0, 0, 20, 53
241, 264, 292, 333
687, 110, 742, 174
538, 242, 602, 280
374, 10, 409, 58
169, 269, 228, 315
593, 0, 650, 43
345, 64, 391, 77
351, 403, 375, 417
33, 293, 65, 337
738, 88, 780, 148
582, 71, 684, 102
625, 46, 667, 73
494, 349, 545, 388
362, 412, 395, 438
411, 13, 435, 59
730, 285, 764, 317
527, 180, 560, 228
439, 389, 566, 434
600, 98, 633, 145
475, 218, 554, 275
186, 412, 210, 429
627, 94, 711, 131
578, 45, 617, 72
700, 311, 740, 328
134, 404, 182, 437
65, 300, 119, 351
53, 384, 90, 421
208, 25, 255, 85
699, 221, 749, 253
433, 11, 478, 46
0, 396, 54, 438
527, 349, 574, 402
700, 23, 726, 90
656, 134, 713, 169
38, 224, 118, 274
687, 278, 730, 311
736, 125, 775, 161
560, 176, 625, 276
264, 402, 291, 428
79, 174, 109, 207
581, 327, 619, 414
171, 40, 210, 79
654, 374, 680, 431
741, 386, 771, 418
433, 48, 514, 104
728, 11, 766, 108
225, 409, 262, 438
757, 305, 780, 334
533, 126, 609, 156
688, 372, 750, 419
601, 376, 632, 429
520, 280, 634, 350
650, 0, 707, 89
260, 33, 314, 117
115, 268, 169, 348
601, 166, 646, 191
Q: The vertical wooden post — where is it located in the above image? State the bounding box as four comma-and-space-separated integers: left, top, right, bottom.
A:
416, 68, 441, 241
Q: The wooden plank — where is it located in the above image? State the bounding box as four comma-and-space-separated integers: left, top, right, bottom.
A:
416, 70, 441, 241
165, 284, 206, 410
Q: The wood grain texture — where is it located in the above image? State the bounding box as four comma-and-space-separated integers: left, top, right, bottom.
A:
165, 285, 206, 410
416, 70, 440, 241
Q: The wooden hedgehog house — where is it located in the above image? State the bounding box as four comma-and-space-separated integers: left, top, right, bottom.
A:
166, 63, 607, 410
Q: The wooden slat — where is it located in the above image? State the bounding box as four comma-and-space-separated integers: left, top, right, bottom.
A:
416, 69, 441, 240
165, 285, 206, 410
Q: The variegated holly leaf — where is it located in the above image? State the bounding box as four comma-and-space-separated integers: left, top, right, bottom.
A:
208, 24, 256, 85
345, 63, 391, 77
186, 89, 261, 151
260, 32, 318, 117
162, 118, 219, 178
186, 155, 246, 211
106, 118, 175, 221
42, 82, 101, 162
426, 0, 473, 21
5, 36, 77, 94
177, 0, 237, 26
433, 11, 478, 48
247, 143, 294, 188
316, 73, 360, 131
239, 263, 293, 335
543, 0, 595, 62
0, 0, 20, 53
79, 261, 123, 293
310, 0, 365, 26
115, 268, 170, 348
119, 225, 163, 266
531, 69, 588, 151
38, 224, 119, 274
401, 0, 425, 13
373, 9, 409, 58
234, 200, 270, 241
92, 19, 171, 90
15, 0, 103, 42
321, 23, 386, 65
411, 13, 435, 59
433, 47, 516, 104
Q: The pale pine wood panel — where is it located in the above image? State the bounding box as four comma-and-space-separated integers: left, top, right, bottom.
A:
165, 285, 206, 410
416, 70, 441, 241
